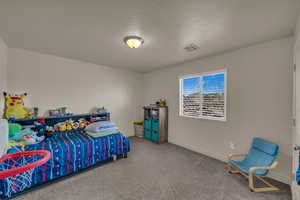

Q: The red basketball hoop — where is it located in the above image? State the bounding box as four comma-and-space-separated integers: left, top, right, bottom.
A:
0, 150, 51, 197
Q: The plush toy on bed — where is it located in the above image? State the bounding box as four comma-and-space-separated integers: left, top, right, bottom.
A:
65, 119, 73, 131
46, 126, 55, 132
78, 118, 89, 129
8, 123, 32, 141
34, 120, 48, 136
22, 133, 45, 145
55, 122, 67, 132
3, 92, 32, 119
71, 121, 80, 130
8, 123, 44, 144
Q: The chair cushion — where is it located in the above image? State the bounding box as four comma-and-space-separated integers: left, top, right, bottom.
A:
229, 160, 268, 176
252, 138, 279, 156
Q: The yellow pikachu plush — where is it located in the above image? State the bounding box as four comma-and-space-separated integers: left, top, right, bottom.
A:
3, 92, 32, 119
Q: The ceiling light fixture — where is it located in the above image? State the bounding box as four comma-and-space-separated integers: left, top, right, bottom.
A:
124, 35, 144, 49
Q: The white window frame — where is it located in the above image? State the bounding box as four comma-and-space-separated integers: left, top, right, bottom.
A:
179, 69, 227, 121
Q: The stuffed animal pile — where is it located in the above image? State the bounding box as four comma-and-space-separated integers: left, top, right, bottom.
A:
8, 123, 45, 145
47, 118, 90, 133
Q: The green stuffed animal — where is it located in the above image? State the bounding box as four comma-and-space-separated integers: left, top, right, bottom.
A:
8, 123, 22, 138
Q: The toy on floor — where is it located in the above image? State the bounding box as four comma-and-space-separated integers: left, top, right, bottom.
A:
3, 92, 32, 119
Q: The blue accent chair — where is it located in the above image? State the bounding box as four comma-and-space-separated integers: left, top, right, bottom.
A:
228, 138, 280, 192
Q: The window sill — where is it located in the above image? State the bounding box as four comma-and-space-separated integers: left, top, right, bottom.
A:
179, 114, 227, 122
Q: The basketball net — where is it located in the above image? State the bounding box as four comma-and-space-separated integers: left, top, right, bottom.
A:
0, 157, 34, 197
0, 150, 50, 198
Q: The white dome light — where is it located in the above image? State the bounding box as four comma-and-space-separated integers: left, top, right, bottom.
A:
124, 36, 144, 49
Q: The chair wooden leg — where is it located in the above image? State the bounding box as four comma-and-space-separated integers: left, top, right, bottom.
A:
248, 172, 255, 191
227, 164, 232, 173
228, 163, 280, 192
227, 164, 241, 174
248, 173, 280, 192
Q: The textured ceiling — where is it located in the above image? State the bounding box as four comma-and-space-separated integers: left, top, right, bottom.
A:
0, 0, 299, 72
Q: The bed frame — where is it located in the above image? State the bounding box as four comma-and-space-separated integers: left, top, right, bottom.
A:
2, 113, 129, 199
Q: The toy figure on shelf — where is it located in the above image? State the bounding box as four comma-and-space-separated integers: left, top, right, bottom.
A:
3, 92, 33, 119
48, 107, 72, 117
97, 107, 108, 114
159, 99, 167, 107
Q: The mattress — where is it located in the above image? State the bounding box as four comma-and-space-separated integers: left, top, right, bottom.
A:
0, 130, 130, 198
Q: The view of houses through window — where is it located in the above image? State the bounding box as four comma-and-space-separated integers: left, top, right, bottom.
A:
179, 70, 226, 120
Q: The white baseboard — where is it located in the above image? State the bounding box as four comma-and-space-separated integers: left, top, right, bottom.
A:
169, 140, 290, 185
170, 140, 227, 162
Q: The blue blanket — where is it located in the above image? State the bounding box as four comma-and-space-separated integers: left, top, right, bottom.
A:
0, 130, 130, 198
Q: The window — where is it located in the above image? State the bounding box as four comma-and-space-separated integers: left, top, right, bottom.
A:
179, 70, 226, 121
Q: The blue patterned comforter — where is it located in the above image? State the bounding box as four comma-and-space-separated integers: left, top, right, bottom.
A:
0, 130, 130, 198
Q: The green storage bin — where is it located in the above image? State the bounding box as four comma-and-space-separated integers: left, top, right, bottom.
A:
152, 131, 159, 143
152, 120, 159, 131
144, 119, 151, 129
144, 129, 151, 139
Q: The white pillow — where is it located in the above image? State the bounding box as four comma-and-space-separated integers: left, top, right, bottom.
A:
0, 119, 8, 157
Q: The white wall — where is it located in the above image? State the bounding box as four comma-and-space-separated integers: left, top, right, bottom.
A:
293, 14, 300, 176
7, 48, 144, 137
296, 15, 300, 49
144, 37, 294, 184
292, 14, 300, 199
0, 37, 7, 118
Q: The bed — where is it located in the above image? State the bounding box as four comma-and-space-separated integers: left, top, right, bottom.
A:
0, 129, 130, 199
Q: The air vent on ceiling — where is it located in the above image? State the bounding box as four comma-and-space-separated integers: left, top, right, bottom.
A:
184, 43, 200, 52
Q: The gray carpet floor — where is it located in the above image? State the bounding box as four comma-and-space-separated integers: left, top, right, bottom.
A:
15, 137, 291, 200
